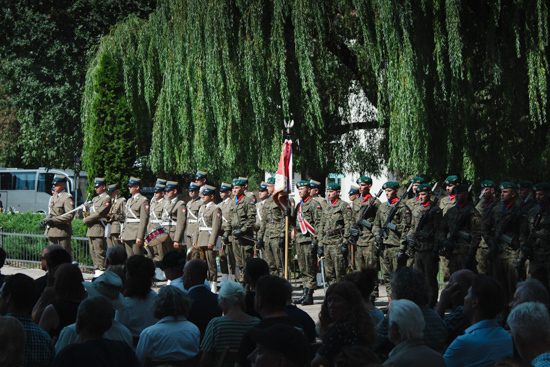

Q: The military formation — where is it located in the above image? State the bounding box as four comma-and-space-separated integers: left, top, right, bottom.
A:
40, 173, 550, 305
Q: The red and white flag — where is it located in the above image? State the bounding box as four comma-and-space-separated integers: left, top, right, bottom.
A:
273, 139, 293, 211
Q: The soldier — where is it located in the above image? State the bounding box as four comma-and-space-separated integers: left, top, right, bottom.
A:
483, 182, 526, 300
439, 184, 481, 281
195, 171, 208, 189
239, 176, 257, 204
41, 174, 75, 255
223, 179, 256, 273
519, 183, 550, 290
266, 177, 275, 195
185, 183, 203, 250
193, 185, 222, 292
475, 180, 498, 275
439, 175, 460, 215
218, 182, 237, 283
255, 182, 270, 233
372, 181, 411, 302
106, 184, 125, 248
148, 183, 166, 263
348, 185, 360, 204
292, 180, 322, 305
317, 182, 353, 285
152, 178, 166, 202
518, 180, 537, 215
310, 180, 328, 209
162, 181, 186, 253
120, 177, 150, 257
405, 177, 425, 209
406, 184, 442, 307
83, 177, 111, 277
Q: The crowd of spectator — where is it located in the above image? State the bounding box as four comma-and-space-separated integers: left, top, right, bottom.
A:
2, 245, 550, 367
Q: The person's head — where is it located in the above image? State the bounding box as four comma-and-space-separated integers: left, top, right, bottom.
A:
44, 247, 71, 274
326, 182, 341, 201
127, 177, 142, 195
345, 268, 377, 303
500, 182, 518, 204
164, 181, 179, 200
201, 185, 216, 204
464, 275, 505, 322
218, 281, 245, 312
52, 174, 67, 194
348, 185, 360, 201
83, 271, 125, 310
508, 302, 550, 363
219, 183, 232, 199
247, 324, 311, 367
93, 177, 106, 195
41, 244, 64, 271
0, 273, 38, 315
75, 296, 114, 339
105, 245, 127, 268
267, 177, 275, 195
446, 269, 475, 306
0, 316, 26, 367
390, 267, 428, 306
156, 250, 186, 281
54, 263, 86, 302
533, 182, 550, 205
152, 285, 192, 319
0, 248, 6, 270
254, 276, 288, 316
452, 184, 470, 203
416, 184, 432, 205
243, 258, 269, 288
182, 259, 207, 290
188, 183, 200, 199
510, 279, 549, 310
310, 180, 321, 197
296, 181, 311, 200
232, 179, 246, 197
517, 181, 535, 202
107, 184, 119, 198
480, 180, 496, 200
153, 184, 165, 199
388, 299, 425, 344
357, 176, 373, 195
383, 181, 399, 201
333, 345, 381, 367
258, 182, 269, 200
445, 175, 459, 194
124, 255, 155, 299
410, 177, 425, 195
195, 171, 207, 186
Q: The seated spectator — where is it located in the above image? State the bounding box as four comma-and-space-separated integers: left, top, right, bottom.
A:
52, 296, 140, 367
35, 244, 64, 296
183, 259, 222, 336
247, 323, 311, 367
242, 258, 269, 318
508, 302, 550, 366
435, 268, 475, 344
114, 255, 158, 339
39, 263, 87, 342
284, 279, 316, 343
55, 271, 132, 353
333, 346, 381, 367
0, 315, 26, 367
0, 273, 54, 366
345, 268, 384, 326
311, 281, 376, 367
136, 286, 200, 365
0, 247, 7, 287
106, 265, 127, 292
156, 250, 187, 292
444, 275, 513, 367
494, 357, 531, 367
104, 245, 127, 268
383, 299, 446, 367
509, 278, 549, 310
200, 282, 260, 367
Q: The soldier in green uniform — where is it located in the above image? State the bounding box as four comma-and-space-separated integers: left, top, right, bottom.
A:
317, 182, 353, 285
106, 184, 125, 248
121, 177, 150, 257
310, 180, 328, 209
519, 183, 550, 290
348, 185, 360, 204
439, 175, 460, 215
83, 177, 111, 276
148, 183, 166, 262
218, 182, 237, 283
185, 183, 203, 250
223, 179, 256, 273
372, 181, 411, 301
162, 181, 186, 252
483, 182, 526, 300
405, 177, 425, 209
41, 174, 75, 255
239, 177, 257, 204
517, 180, 536, 280
292, 180, 322, 305
406, 184, 441, 307
475, 180, 498, 275
266, 177, 275, 195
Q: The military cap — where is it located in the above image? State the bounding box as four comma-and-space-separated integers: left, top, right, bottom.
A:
444, 175, 459, 185
327, 182, 340, 190
499, 182, 517, 190
416, 183, 432, 193
127, 177, 141, 186
164, 181, 179, 191
348, 185, 360, 195
411, 177, 425, 184
202, 185, 216, 195
219, 182, 232, 191
259, 182, 268, 191
310, 180, 321, 188
154, 184, 165, 192
156, 178, 167, 186
296, 180, 310, 188
195, 171, 207, 180
383, 181, 399, 190
480, 180, 495, 188
188, 182, 200, 191
356, 176, 373, 184
232, 179, 246, 187
52, 174, 67, 184
452, 184, 470, 194
517, 180, 534, 189
107, 184, 119, 193
267, 177, 276, 185
238, 177, 249, 183
533, 182, 550, 192
94, 177, 106, 187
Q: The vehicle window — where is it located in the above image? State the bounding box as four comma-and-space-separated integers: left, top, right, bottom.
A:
0, 173, 12, 190
38, 173, 55, 194
13, 173, 36, 190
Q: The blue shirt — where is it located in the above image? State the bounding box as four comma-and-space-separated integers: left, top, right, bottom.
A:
532, 353, 550, 367
444, 319, 513, 367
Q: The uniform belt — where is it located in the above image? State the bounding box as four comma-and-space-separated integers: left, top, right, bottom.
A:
161, 222, 175, 226
126, 219, 140, 223
199, 227, 212, 231
325, 229, 342, 236
268, 219, 281, 224
188, 219, 198, 223
151, 220, 162, 224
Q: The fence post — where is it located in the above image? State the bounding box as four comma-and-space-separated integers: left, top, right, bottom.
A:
0, 226, 3, 249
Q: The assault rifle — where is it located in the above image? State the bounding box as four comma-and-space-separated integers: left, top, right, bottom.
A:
349, 189, 384, 243
516, 197, 549, 271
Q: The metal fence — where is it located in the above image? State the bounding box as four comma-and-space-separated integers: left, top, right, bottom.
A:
0, 227, 93, 270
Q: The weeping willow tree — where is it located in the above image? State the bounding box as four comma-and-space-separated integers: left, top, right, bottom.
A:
82, 0, 549, 184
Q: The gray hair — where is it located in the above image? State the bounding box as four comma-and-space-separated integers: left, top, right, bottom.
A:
152, 285, 193, 319
388, 299, 425, 341
77, 296, 114, 335
516, 279, 549, 308
218, 281, 245, 309
508, 302, 550, 342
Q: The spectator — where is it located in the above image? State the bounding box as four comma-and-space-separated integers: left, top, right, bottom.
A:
55, 271, 132, 353
156, 250, 186, 292
494, 357, 532, 367
435, 268, 475, 344
383, 299, 446, 367
284, 279, 316, 343
114, 255, 158, 339
242, 258, 269, 318
509, 278, 549, 310
35, 244, 64, 296
183, 259, 222, 336
104, 245, 127, 268
333, 346, 381, 367
105, 265, 127, 292
247, 324, 311, 367
52, 296, 140, 367
0, 315, 26, 367
136, 286, 200, 365
38, 263, 87, 342
444, 275, 513, 367
0, 273, 54, 367
508, 302, 550, 366
345, 268, 384, 326
311, 281, 376, 367
200, 282, 260, 367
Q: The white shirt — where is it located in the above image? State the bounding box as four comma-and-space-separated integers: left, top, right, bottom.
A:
55, 320, 133, 354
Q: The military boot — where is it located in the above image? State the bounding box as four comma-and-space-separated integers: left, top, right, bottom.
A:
301, 289, 314, 306
293, 289, 307, 304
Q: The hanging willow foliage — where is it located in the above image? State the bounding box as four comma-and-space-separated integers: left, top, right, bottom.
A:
82, 0, 549, 183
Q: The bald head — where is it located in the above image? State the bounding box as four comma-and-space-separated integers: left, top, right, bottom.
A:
182, 259, 207, 290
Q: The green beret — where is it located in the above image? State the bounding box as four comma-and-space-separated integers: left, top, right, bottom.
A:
383, 181, 399, 190
533, 182, 550, 192
267, 177, 276, 185
499, 182, 517, 190
445, 175, 459, 185
416, 184, 432, 193
356, 176, 373, 184
232, 179, 246, 187
480, 180, 495, 188
452, 184, 469, 194
517, 180, 534, 189
295, 180, 310, 188
327, 182, 340, 190
411, 177, 425, 184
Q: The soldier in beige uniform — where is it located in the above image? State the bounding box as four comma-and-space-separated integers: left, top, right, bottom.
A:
83, 177, 111, 276
41, 174, 75, 255
147, 183, 166, 261
106, 184, 125, 248
310, 180, 328, 209
195, 171, 208, 194
255, 182, 270, 233
162, 181, 186, 251
120, 177, 150, 257
185, 183, 203, 249
193, 185, 222, 292
218, 182, 237, 284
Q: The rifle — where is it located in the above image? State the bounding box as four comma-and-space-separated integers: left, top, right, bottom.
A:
485, 193, 532, 260
481, 197, 501, 222
516, 197, 549, 271
349, 189, 384, 243
406, 183, 439, 255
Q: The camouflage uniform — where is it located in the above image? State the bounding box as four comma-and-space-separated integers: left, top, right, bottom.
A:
520, 202, 550, 290
294, 196, 322, 290
475, 198, 498, 275
258, 197, 287, 276
223, 194, 256, 271
352, 194, 381, 272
